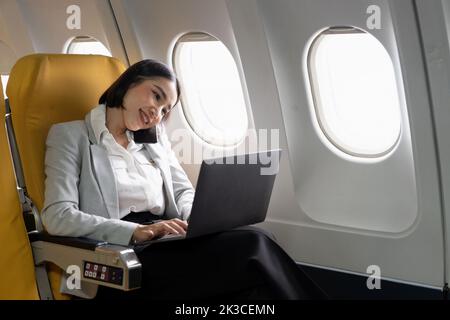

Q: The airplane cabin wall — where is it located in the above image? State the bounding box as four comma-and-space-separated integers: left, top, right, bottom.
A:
0, 1, 33, 73
415, 0, 450, 286
224, 0, 302, 248
0, 0, 128, 67
249, 0, 444, 287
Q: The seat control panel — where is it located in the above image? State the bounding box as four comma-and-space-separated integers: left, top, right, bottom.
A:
83, 261, 123, 285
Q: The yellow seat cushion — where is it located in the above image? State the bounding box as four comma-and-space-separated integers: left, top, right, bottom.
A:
6, 54, 126, 299
0, 81, 39, 300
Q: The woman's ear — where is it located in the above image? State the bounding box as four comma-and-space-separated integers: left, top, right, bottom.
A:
133, 126, 158, 143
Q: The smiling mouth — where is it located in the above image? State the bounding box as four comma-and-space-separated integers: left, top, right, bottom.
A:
139, 109, 150, 125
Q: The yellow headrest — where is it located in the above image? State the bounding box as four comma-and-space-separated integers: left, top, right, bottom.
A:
0, 80, 39, 299
7, 54, 126, 211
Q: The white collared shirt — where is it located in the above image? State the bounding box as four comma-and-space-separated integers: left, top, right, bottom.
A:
90, 104, 165, 218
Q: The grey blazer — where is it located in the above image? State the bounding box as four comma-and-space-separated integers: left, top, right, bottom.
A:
41, 109, 194, 298
42, 111, 195, 247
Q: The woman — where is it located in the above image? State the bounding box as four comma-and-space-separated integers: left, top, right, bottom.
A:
42, 59, 325, 300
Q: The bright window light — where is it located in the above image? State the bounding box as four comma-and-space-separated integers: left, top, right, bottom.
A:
308, 28, 402, 157
1, 75, 9, 98
66, 36, 112, 56
174, 33, 248, 146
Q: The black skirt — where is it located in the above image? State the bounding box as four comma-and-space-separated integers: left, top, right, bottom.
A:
95, 211, 326, 300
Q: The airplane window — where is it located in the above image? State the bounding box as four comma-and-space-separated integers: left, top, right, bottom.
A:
65, 36, 112, 57
308, 27, 402, 157
1, 75, 8, 98
173, 33, 248, 146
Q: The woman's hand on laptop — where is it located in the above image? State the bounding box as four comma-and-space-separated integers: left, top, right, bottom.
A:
132, 218, 188, 243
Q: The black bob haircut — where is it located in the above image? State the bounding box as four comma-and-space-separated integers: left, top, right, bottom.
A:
99, 59, 181, 113
98, 59, 181, 143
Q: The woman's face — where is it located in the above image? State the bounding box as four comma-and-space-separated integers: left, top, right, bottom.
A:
121, 77, 178, 131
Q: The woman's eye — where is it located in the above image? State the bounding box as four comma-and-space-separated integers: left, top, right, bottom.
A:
153, 91, 161, 101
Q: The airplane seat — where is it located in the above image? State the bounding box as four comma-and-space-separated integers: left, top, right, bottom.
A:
0, 81, 39, 300
6, 54, 142, 299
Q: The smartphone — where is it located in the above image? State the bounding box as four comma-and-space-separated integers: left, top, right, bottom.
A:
133, 126, 158, 143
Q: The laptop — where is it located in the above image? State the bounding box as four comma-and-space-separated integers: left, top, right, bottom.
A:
135, 149, 281, 246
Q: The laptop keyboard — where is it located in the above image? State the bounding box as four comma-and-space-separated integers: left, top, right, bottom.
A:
159, 233, 185, 240
136, 233, 186, 246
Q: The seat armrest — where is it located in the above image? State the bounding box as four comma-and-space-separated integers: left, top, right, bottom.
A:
30, 232, 142, 293
29, 231, 107, 251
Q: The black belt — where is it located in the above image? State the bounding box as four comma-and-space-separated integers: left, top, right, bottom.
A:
121, 211, 164, 225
